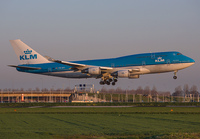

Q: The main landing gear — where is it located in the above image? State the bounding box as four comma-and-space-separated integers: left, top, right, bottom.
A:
173, 71, 177, 79
99, 77, 118, 86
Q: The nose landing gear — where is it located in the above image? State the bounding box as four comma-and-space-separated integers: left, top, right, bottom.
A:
173, 71, 178, 79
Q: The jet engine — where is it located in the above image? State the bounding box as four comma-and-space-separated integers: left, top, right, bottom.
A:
111, 70, 140, 79
81, 67, 101, 75
111, 70, 130, 78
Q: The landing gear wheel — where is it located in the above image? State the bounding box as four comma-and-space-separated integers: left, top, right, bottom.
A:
99, 81, 105, 85
112, 82, 115, 86
109, 78, 112, 82
113, 78, 118, 82
106, 81, 110, 85
173, 76, 177, 79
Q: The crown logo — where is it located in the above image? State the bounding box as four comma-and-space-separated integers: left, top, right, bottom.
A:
24, 49, 32, 54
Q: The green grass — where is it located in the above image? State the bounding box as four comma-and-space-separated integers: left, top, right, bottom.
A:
1, 107, 200, 114
0, 102, 200, 107
0, 107, 200, 138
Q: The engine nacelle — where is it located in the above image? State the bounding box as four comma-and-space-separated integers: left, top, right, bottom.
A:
112, 70, 130, 78
111, 70, 140, 79
81, 67, 101, 75
117, 70, 129, 78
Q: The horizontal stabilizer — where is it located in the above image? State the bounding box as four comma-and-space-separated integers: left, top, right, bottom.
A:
8, 65, 41, 70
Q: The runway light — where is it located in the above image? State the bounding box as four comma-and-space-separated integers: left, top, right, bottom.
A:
171, 109, 173, 112
14, 109, 16, 112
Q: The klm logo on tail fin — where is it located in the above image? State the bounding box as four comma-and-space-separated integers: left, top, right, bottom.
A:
20, 49, 37, 60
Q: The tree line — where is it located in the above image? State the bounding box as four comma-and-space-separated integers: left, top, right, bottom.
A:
100, 86, 170, 95
172, 84, 199, 97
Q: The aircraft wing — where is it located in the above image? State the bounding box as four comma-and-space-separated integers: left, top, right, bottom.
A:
52, 60, 86, 67
54, 60, 113, 71
129, 68, 141, 72
46, 56, 113, 71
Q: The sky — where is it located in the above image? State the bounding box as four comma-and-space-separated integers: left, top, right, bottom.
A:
0, 0, 199, 93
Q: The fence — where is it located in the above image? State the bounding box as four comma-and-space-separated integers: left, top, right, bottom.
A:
0, 90, 199, 103
0, 90, 72, 103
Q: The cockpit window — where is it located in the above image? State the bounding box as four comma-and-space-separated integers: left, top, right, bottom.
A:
177, 53, 182, 55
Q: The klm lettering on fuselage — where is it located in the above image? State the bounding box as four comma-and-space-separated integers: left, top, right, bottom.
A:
155, 57, 165, 62
19, 49, 37, 60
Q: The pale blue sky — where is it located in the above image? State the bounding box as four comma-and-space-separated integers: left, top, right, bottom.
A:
0, 0, 199, 92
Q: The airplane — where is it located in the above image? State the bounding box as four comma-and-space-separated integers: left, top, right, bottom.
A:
9, 39, 195, 85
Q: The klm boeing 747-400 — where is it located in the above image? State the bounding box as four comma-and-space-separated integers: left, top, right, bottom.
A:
9, 39, 195, 85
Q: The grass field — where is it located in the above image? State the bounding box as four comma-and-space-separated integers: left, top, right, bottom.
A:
1, 107, 200, 114
0, 107, 200, 138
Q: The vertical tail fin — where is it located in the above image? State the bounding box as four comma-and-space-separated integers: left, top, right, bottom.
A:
10, 39, 50, 64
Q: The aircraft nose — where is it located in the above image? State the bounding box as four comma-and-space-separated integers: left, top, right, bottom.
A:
189, 57, 195, 63
183, 55, 195, 64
